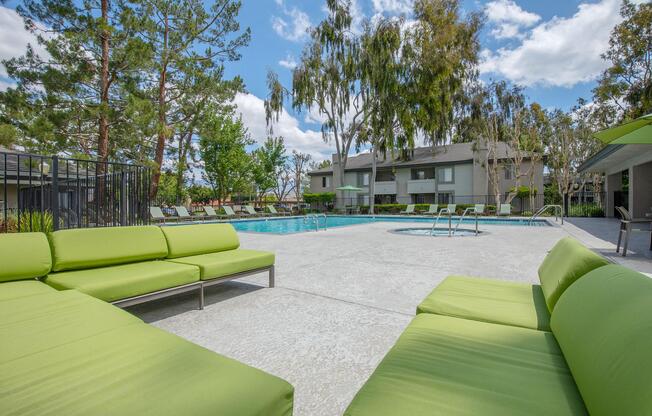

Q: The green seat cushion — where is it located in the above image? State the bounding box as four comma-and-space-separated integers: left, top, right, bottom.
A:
0, 323, 294, 416
49, 226, 168, 272
44, 260, 200, 302
168, 249, 274, 281
550, 265, 652, 416
417, 275, 551, 331
0, 290, 140, 363
0, 280, 56, 302
538, 237, 609, 312
162, 223, 240, 259
0, 232, 51, 282
345, 314, 586, 416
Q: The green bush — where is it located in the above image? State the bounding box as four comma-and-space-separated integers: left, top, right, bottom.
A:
303, 192, 336, 204
18, 211, 55, 233
568, 204, 604, 217
509, 186, 537, 199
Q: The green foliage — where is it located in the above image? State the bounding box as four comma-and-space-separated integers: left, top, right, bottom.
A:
568, 204, 605, 218
544, 184, 562, 205
303, 193, 336, 204
252, 137, 287, 199
188, 185, 214, 204
156, 171, 186, 206
199, 115, 253, 204
18, 211, 55, 233
509, 186, 537, 199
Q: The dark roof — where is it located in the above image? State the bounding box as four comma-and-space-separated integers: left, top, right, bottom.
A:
309, 142, 519, 175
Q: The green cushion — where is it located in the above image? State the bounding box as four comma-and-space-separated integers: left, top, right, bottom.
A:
168, 249, 274, 281
345, 314, 586, 416
417, 275, 551, 331
550, 264, 652, 416
538, 237, 609, 312
49, 226, 168, 272
0, 323, 294, 415
0, 280, 56, 302
161, 223, 240, 259
44, 260, 200, 302
0, 290, 141, 363
0, 233, 51, 282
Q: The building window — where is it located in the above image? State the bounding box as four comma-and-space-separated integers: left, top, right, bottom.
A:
413, 194, 426, 204
437, 167, 454, 184
358, 194, 370, 206
504, 164, 514, 180
411, 168, 434, 180
322, 176, 331, 188
437, 192, 454, 204
358, 172, 370, 186
375, 194, 396, 204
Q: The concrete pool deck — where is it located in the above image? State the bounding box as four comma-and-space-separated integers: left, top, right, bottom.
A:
128, 217, 651, 415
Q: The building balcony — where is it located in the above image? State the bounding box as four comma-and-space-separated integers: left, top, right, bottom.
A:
373, 181, 397, 195
407, 179, 437, 194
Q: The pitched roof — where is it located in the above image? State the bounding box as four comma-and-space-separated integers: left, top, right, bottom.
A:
309, 142, 521, 175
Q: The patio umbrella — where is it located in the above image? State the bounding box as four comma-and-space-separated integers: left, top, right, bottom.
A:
336, 185, 363, 207
594, 113, 652, 144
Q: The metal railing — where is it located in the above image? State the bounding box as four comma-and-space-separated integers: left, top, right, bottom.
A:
530, 205, 563, 225
1, 151, 150, 233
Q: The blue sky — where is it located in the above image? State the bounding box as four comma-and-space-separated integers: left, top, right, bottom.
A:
0, 0, 640, 160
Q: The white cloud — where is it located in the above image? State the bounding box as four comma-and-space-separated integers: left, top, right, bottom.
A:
372, 0, 413, 15
480, 0, 625, 87
0, 6, 48, 85
233, 92, 333, 160
271, 1, 311, 42
485, 0, 540, 39
278, 53, 297, 69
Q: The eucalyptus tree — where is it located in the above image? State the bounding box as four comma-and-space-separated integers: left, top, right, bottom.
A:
291, 150, 312, 202
132, 0, 250, 197
265, 0, 369, 191
252, 137, 288, 203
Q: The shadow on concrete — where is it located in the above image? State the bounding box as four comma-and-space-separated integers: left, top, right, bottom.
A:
127, 281, 265, 323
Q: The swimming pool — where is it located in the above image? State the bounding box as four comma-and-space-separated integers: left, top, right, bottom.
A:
227, 215, 550, 234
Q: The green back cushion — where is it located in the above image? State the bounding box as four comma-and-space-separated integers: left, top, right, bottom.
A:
538, 237, 609, 311
161, 224, 240, 259
550, 265, 652, 415
0, 233, 51, 282
49, 226, 168, 272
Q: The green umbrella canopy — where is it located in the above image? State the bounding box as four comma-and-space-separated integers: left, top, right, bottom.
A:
594, 113, 652, 144
336, 185, 363, 191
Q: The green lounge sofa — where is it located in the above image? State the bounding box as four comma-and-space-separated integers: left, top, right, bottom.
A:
0, 233, 294, 415
161, 223, 275, 298
416, 237, 610, 331
43, 225, 203, 308
345, 263, 652, 415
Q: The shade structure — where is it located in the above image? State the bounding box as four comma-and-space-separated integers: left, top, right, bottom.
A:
594, 113, 652, 144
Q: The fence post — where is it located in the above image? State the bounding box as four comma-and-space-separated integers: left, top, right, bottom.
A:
120, 171, 127, 226
51, 156, 60, 230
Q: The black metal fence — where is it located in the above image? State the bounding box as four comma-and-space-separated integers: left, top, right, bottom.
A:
1, 151, 150, 233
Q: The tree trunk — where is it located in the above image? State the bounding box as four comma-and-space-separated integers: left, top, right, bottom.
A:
369, 142, 377, 215
150, 14, 169, 199
175, 132, 190, 205
98, 0, 110, 165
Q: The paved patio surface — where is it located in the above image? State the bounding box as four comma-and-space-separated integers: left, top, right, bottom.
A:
128, 217, 651, 416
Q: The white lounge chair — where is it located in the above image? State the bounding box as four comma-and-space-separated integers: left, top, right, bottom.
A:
423, 204, 439, 215
497, 204, 511, 217
222, 205, 242, 218
244, 205, 264, 217
150, 206, 177, 224
202, 206, 221, 220
267, 205, 289, 216
400, 204, 416, 215
174, 206, 202, 221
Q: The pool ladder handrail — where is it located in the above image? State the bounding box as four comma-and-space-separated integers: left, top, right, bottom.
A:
430, 208, 452, 236
304, 213, 327, 231
529, 205, 563, 225
453, 207, 479, 236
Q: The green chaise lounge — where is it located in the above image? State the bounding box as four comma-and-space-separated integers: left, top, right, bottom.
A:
416, 237, 609, 331
162, 223, 275, 298
345, 263, 652, 415
43, 226, 203, 308
0, 233, 294, 415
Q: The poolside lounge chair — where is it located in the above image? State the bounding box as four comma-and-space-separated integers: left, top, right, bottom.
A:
202, 206, 221, 220
423, 204, 439, 215
150, 206, 177, 223
446, 204, 457, 215
472, 204, 485, 215
497, 203, 511, 216
267, 205, 290, 216
175, 206, 202, 222
222, 205, 245, 218
244, 205, 265, 217
400, 204, 416, 215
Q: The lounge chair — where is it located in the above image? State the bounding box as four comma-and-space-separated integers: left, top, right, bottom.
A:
446, 204, 457, 215
174, 206, 202, 222
150, 206, 177, 224
423, 204, 439, 215
222, 205, 243, 218
267, 205, 290, 216
244, 205, 264, 217
616, 206, 652, 257
400, 204, 416, 215
202, 206, 221, 220
497, 203, 511, 217
472, 204, 485, 215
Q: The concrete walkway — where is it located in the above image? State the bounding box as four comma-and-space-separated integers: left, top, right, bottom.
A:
128, 218, 650, 416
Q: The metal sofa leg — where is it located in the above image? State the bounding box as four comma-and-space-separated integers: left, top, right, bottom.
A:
269, 266, 275, 288
617, 223, 623, 253
623, 223, 631, 257
199, 283, 205, 310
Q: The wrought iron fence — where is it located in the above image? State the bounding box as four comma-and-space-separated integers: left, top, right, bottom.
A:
1, 151, 150, 233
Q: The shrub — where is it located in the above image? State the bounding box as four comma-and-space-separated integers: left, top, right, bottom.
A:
18, 211, 55, 233
303, 192, 336, 204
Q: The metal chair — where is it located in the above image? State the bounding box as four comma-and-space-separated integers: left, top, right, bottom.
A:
615, 206, 652, 257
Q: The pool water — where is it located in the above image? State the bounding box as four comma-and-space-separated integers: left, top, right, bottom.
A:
228, 215, 550, 234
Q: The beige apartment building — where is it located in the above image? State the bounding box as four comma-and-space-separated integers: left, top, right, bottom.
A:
308, 142, 544, 208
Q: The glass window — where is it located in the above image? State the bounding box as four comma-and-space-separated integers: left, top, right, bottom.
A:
438, 167, 454, 184
362, 173, 370, 186
413, 194, 426, 204
322, 176, 330, 188
438, 192, 453, 204
504, 164, 514, 180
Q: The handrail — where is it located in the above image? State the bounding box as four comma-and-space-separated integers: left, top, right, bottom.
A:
304, 213, 327, 231
453, 207, 473, 235
529, 205, 563, 225
431, 208, 451, 236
